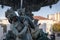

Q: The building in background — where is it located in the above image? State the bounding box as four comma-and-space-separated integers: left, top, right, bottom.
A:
33, 16, 54, 34
48, 12, 60, 22
0, 19, 10, 33
0, 19, 10, 40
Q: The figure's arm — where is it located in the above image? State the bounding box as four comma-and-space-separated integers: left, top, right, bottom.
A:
10, 25, 19, 36
18, 26, 28, 35
26, 16, 35, 29
18, 21, 28, 35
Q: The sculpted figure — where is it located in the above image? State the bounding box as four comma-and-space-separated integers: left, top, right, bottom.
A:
17, 8, 34, 40
5, 8, 33, 40
17, 8, 41, 40
5, 8, 17, 40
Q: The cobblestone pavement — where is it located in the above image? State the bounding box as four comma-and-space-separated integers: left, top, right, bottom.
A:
56, 37, 60, 40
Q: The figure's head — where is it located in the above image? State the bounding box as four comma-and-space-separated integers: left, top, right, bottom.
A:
5, 8, 17, 23
17, 8, 25, 16
5, 8, 16, 18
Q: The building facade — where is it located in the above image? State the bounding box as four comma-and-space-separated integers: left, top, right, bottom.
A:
33, 16, 55, 34
48, 12, 60, 22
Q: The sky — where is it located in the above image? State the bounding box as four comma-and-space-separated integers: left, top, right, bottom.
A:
33, 1, 60, 18
0, 1, 60, 19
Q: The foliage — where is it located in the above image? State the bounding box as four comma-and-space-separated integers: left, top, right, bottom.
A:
52, 23, 60, 32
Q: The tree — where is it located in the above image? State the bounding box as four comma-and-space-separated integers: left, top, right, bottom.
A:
52, 23, 60, 32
